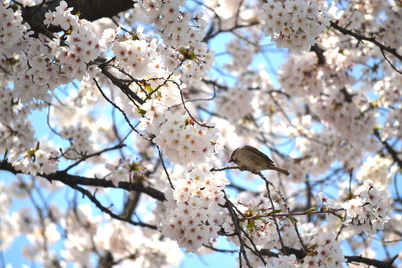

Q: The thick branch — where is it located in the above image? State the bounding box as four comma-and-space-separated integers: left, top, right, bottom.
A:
0, 160, 166, 201
373, 129, 402, 169
259, 249, 397, 267
99, 65, 145, 105
345, 255, 397, 268
330, 21, 402, 62
24, 0, 134, 25
68, 182, 156, 229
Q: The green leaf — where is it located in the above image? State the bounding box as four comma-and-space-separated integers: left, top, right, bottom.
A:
138, 108, 146, 115
3, 148, 9, 160
305, 206, 319, 214
289, 216, 298, 224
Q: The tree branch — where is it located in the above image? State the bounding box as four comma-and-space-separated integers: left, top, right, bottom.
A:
330, 21, 402, 62
345, 255, 398, 268
373, 129, 402, 169
24, 0, 134, 26
99, 65, 145, 105
68, 182, 157, 229
0, 160, 166, 202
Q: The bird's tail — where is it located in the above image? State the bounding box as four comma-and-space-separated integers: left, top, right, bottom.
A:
273, 166, 289, 176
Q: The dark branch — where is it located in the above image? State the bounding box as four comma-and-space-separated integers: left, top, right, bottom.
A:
330, 21, 402, 62
24, 0, 134, 26
99, 65, 145, 105
68, 182, 157, 229
0, 160, 166, 202
373, 129, 402, 169
345, 255, 398, 268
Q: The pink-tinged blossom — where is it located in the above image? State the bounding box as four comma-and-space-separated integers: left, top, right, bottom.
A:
223, 192, 280, 249
356, 155, 394, 186
10, 147, 59, 176
261, 0, 330, 51
106, 159, 149, 187
143, 107, 224, 166
133, 0, 215, 84
216, 85, 255, 126
1, 1, 111, 104
153, 165, 229, 253
342, 182, 391, 235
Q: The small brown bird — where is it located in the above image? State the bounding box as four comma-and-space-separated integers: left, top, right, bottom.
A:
229, 145, 289, 176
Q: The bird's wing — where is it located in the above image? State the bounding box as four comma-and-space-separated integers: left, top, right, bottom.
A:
243, 145, 274, 164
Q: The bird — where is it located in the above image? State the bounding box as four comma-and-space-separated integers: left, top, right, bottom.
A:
229, 145, 289, 176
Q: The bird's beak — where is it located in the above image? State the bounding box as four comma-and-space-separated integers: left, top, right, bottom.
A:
228, 158, 233, 163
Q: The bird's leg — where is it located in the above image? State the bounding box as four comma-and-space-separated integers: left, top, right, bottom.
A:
237, 166, 260, 175
239, 166, 248, 171
240, 166, 259, 174
248, 168, 260, 175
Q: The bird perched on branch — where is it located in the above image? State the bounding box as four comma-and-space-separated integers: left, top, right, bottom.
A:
229, 145, 289, 176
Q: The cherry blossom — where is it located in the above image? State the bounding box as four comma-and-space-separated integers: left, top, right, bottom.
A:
0, 0, 401, 267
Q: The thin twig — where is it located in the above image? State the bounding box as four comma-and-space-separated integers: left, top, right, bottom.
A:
155, 145, 175, 190
67, 183, 157, 229
93, 78, 151, 141
63, 144, 126, 173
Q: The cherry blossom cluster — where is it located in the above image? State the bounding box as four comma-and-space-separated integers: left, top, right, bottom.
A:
383, 107, 402, 140
0, 0, 29, 54
4, 192, 181, 266
153, 165, 229, 253
261, 0, 330, 51
61, 205, 105, 264
222, 195, 347, 267
332, 1, 402, 48
109, 27, 184, 106
293, 131, 356, 179
299, 225, 346, 267
266, 254, 299, 268
224, 39, 257, 73
328, 3, 369, 30
105, 159, 149, 187
216, 86, 255, 126
10, 199, 182, 266
71, 80, 101, 108
278, 52, 323, 96
342, 181, 391, 235
265, 230, 346, 267
8, 1, 106, 103
175, 44, 216, 84
139, 78, 182, 107
237, 218, 346, 268
374, 73, 402, 108
8, 147, 59, 176
135, 0, 215, 84
44, 2, 105, 76
23, 219, 61, 263
222, 192, 281, 249
0, 88, 37, 151
382, 5, 402, 49
94, 220, 183, 267
310, 88, 377, 142
0, 183, 14, 253
59, 124, 94, 159
137, 0, 199, 48
111, 35, 159, 80
6, 188, 58, 264
356, 155, 394, 186
140, 102, 224, 166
